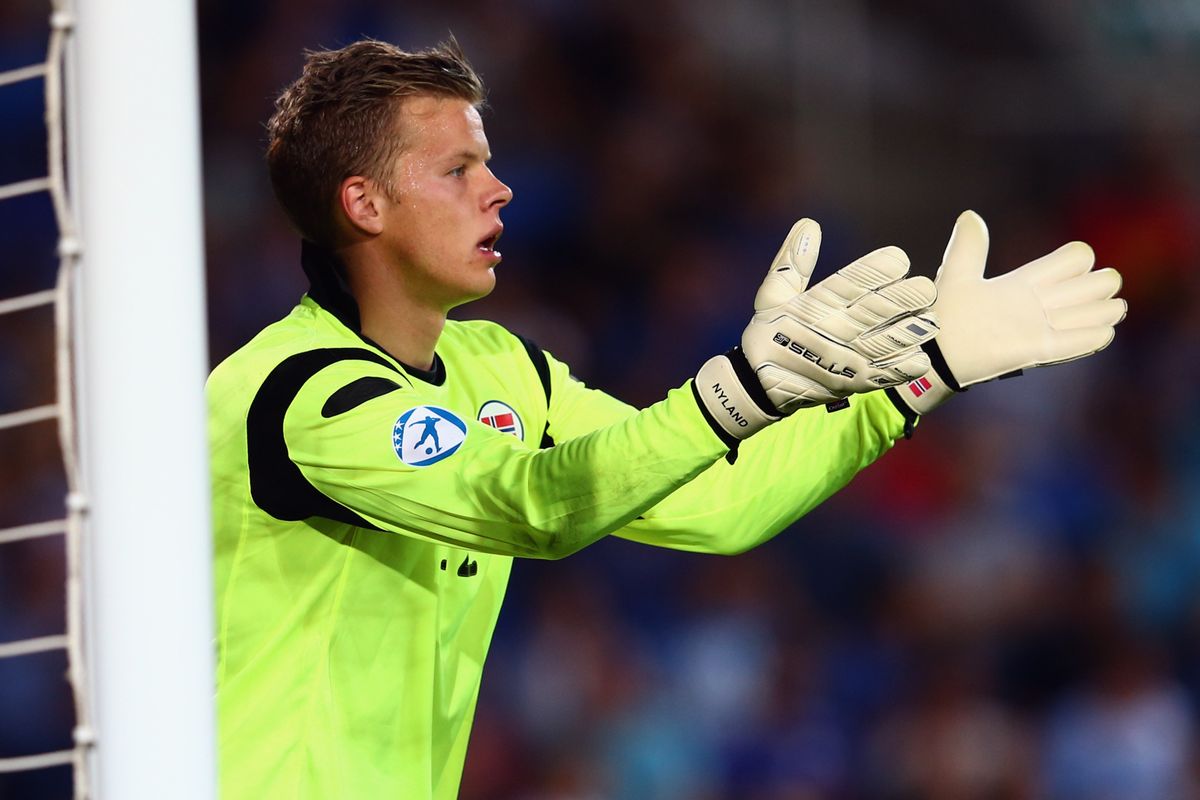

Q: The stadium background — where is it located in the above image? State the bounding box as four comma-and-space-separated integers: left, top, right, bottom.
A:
2, 0, 1199, 797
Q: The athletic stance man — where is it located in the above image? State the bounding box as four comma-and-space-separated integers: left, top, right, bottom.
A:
207, 39, 1124, 798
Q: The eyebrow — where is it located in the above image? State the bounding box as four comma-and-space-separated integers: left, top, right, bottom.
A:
444, 149, 491, 163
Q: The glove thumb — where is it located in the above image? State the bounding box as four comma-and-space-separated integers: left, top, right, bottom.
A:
754, 218, 821, 311
937, 210, 990, 287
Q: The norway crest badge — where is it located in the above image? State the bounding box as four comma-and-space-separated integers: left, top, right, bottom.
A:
477, 400, 524, 441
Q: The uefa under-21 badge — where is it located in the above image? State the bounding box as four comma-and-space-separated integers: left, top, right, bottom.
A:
393, 406, 468, 467
477, 400, 524, 440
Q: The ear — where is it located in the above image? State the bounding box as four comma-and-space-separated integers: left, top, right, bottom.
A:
338, 175, 384, 236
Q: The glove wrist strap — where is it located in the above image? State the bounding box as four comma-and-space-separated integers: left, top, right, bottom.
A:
920, 339, 966, 392
694, 350, 780, 441
892, 369, 956, 416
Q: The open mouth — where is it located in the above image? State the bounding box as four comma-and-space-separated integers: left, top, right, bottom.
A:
477, 227, 503, 258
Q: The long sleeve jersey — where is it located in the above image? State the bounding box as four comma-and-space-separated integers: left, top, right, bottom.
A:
207, 251, 914, 799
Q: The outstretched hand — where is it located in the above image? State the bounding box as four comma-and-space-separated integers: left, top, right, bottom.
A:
695, 217, 940, 441
897, 210, 1126, 415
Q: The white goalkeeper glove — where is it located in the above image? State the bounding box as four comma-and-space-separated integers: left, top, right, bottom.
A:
695, 218, 939, 442
892, 210, 1126, 417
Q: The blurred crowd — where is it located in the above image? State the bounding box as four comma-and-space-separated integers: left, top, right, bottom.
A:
3, 0, 1200, 798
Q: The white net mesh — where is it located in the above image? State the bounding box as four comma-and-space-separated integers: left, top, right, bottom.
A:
0, 1, 92, 797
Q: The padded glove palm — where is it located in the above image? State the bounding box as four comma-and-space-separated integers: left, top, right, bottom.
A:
896, 210, 1126, 415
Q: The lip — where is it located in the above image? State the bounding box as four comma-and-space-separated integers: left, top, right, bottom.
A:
476, 223, 504, 262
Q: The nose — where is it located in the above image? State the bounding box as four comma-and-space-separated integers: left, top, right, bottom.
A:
483, 167, 513, 210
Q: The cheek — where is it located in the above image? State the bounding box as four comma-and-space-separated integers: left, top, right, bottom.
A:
404, 213, 462, 267
389, 187, 470, 258
423, 202, 471, 242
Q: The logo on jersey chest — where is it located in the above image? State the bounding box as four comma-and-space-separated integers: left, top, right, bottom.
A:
477, 400, 524, 441
393, 406, 467, 467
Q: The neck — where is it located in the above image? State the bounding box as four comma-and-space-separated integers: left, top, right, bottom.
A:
361, 302, 445, 371
335, 241, 446, 371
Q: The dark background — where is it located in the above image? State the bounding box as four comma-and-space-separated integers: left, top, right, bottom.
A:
2, 0, 1199, 797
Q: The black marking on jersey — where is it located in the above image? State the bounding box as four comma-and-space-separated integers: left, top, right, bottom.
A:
398, 353, 445, 386
321, 376, 403, 418
516, 333, 556, 449
825, 398, 850, 413
357, 331, 447, 386
248, 347, 403, 527
457, 556, 478, 577
440, 559, 447, 571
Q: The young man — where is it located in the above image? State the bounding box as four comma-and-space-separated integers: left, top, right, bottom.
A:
207, 40, 1124, 798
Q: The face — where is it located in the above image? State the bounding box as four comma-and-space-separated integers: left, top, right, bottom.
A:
374, 95, 513, 311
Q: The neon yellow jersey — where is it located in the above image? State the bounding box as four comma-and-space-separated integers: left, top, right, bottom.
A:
208, 264, 912, 798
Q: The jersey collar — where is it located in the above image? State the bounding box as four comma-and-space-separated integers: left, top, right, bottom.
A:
301, 239, 361, 329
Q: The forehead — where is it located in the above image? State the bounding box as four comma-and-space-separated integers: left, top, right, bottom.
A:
395, 95, 487, 158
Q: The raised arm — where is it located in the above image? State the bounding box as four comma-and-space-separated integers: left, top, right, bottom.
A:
539, 349, 909, 555
282, 360, 725, 559
271, 218, 938, 559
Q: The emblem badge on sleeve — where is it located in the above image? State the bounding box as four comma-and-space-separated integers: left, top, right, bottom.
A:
393, 406, 468, 467
477, 400, 524, 441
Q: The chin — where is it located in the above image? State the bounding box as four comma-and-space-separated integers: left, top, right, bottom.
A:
447, 271, 497, 310
474, 268, 497, 298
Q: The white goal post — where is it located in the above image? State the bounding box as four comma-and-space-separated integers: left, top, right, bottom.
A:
72, 0, 216, 796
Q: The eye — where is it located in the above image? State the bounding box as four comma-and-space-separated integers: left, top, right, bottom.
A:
448, 165, 466, 178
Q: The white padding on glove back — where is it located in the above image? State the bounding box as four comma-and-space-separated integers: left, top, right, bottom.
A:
696, 218, 939, 441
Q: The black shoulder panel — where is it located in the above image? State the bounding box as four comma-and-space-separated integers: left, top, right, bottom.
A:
515, 334, 555, 449
247, 348, 402, 527
516, 334, 552, 406
321, 376, 403, 418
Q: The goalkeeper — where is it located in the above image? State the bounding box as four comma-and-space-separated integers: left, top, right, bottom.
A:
207, 39, 1125, 799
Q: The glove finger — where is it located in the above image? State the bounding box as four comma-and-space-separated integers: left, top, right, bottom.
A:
854, 312, 939, 361
767, 218, 822, 290
1041, 325, 1117, 366
813, 277, 936, 342
755, 219, 822, 311
805, 246, 910, 312
841, 245, 911, 291
1047, 298, 1128, 330
1020, 241, 1096, 286
1041, 267, 1123, 308
862, 275, 938, 320
936, 210, 990, 285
